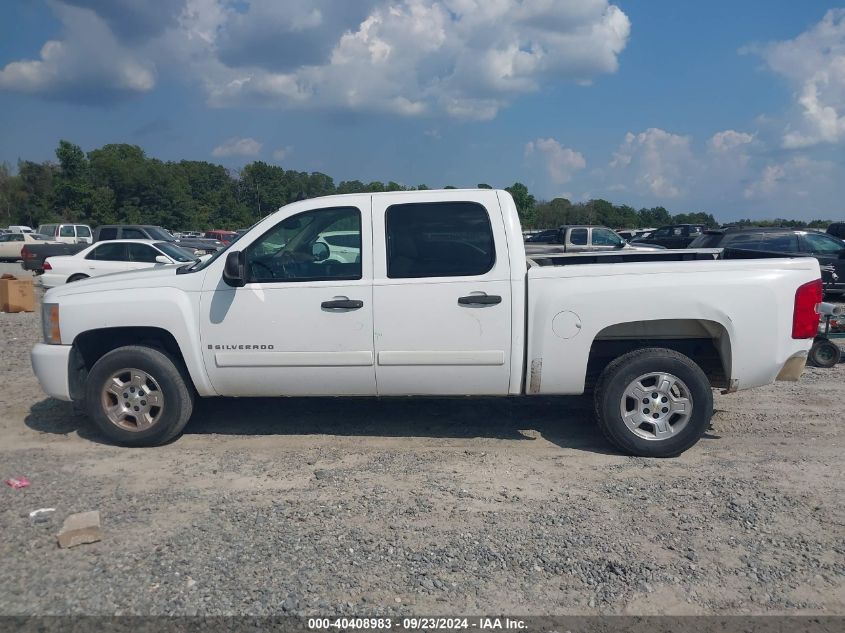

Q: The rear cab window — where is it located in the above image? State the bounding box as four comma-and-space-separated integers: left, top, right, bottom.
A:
385, 202, 495, 278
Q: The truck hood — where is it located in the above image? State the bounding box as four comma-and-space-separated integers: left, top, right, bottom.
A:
44, 265, 202, 300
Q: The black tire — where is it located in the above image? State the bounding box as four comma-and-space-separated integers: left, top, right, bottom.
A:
808, 339, 841, 368
593, 347, 714, 457
66, 273, 89, 283
84, 345, 194, 446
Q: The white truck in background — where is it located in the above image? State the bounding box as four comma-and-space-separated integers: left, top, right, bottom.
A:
31, 189, 821, 457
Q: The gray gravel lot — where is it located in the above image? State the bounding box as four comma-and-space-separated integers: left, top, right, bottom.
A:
0, 263, 843, 615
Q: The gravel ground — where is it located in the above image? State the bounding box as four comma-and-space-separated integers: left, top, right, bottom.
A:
0, 263, 843, 616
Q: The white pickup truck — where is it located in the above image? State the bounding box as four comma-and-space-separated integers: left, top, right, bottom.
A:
31, 190, 822, 457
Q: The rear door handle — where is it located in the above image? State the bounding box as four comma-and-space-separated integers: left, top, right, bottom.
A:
321, 298, 363, 310
458, 294, 502, 306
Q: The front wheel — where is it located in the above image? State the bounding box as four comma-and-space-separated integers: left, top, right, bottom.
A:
84, 345, 194, 446
594, 348, 713, 457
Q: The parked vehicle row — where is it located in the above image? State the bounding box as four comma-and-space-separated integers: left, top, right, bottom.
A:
19, 225, 224, 273
524, 225, 663, 254
0, 232, 58, 261
689, 227, 845, 296
32, 189, 820, 459
40, 240, 200, 289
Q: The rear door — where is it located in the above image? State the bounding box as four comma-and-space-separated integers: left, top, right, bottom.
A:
84, 242, 130, 275
566, 227, 589, 252
371, 192, 512, 395
801, 232, 845, 291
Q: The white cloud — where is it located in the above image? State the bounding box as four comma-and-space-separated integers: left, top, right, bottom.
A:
272, 146, 293, 161
525, 138, 586, 184
743, 155, 833, 200
751, 9, 845, 148
211, 136, 262, 157
609, 128, 693, 198
0, 2, 156, 102
0, 0, 631, 119
708, 130, 753, 152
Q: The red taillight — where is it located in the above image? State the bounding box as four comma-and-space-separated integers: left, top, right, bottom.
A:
42, 261, 52, 271
792, 278, 822, 339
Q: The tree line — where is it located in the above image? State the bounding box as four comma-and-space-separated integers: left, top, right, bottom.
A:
0, 140, 834, 232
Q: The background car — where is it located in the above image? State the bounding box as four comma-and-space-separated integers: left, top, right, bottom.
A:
0, 232, 57, 261
524, 225, 663, 253
314, 230, 361, 263
204, 229, 238, 245
36, 223, 93, 244
40, 239, 198, 288
630, 224, 705, 248
7, 225, 34, 234
94, 225, 222, 255
826, 222, 845, 240
689, 227, 845, 296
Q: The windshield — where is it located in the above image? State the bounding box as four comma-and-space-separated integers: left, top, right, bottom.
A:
154, 242, 196, 262
146, 227, 175, 241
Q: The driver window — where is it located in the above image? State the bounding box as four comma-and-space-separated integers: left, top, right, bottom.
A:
592, 228, 623, 246
244, 206, 361, 283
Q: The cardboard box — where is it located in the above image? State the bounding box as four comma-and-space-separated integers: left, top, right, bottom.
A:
0, 274, 35, 313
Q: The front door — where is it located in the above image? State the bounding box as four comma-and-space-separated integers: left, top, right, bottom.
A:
199, 201, 376, 396
371, 192, 512, 396
802, 232, 845, 293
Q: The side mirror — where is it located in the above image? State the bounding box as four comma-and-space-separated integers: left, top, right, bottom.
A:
311, 242, 330, 261
223, 250, 246, 287
154, 255, 170, 264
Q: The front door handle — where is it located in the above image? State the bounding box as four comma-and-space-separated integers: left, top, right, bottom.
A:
321, 298, 363, 310
458, 294, 502, 306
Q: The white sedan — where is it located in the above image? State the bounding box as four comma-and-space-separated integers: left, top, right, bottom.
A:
41, 239, 198, 288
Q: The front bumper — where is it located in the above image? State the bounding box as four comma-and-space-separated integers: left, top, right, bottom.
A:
31, 343, 72, 401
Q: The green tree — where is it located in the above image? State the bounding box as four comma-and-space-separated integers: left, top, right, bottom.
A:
505, 182, 536, 222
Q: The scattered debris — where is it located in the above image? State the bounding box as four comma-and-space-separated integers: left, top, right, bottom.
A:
4, 476, 30, 489
29, 508, 56, 524
57, 511, 102, 548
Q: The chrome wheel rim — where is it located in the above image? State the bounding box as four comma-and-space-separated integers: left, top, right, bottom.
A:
100, 368, 164, 432
620, 372, 692, 441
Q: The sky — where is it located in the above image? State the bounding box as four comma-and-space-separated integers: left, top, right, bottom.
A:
1, 0, 844, 221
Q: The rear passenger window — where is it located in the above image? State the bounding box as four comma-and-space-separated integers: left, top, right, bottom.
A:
569, 228, 587, 246
386, 202, 495, 279
757, 233, 798, 252
98, 228, 118, 240
59, 226, 75, 237
76, 226, 91, 237
87, 243, 127, 261
725, 233, 763, 249
122, 228, 147, 239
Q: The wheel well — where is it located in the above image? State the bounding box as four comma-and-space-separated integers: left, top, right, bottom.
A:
70, 327, 191, 401
586, 319, 732, 390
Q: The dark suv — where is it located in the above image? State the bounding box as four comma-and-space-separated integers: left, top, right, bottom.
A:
631, 224, 705, 249
689, 227, 845, 295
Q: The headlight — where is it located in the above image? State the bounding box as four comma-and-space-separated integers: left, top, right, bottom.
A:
41, 302, 61, 344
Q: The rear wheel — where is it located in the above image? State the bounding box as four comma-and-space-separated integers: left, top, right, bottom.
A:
594, 348, 713, 457
66, 273, 89, 283
84, 346, 194, 446
808, 339, 841, 368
